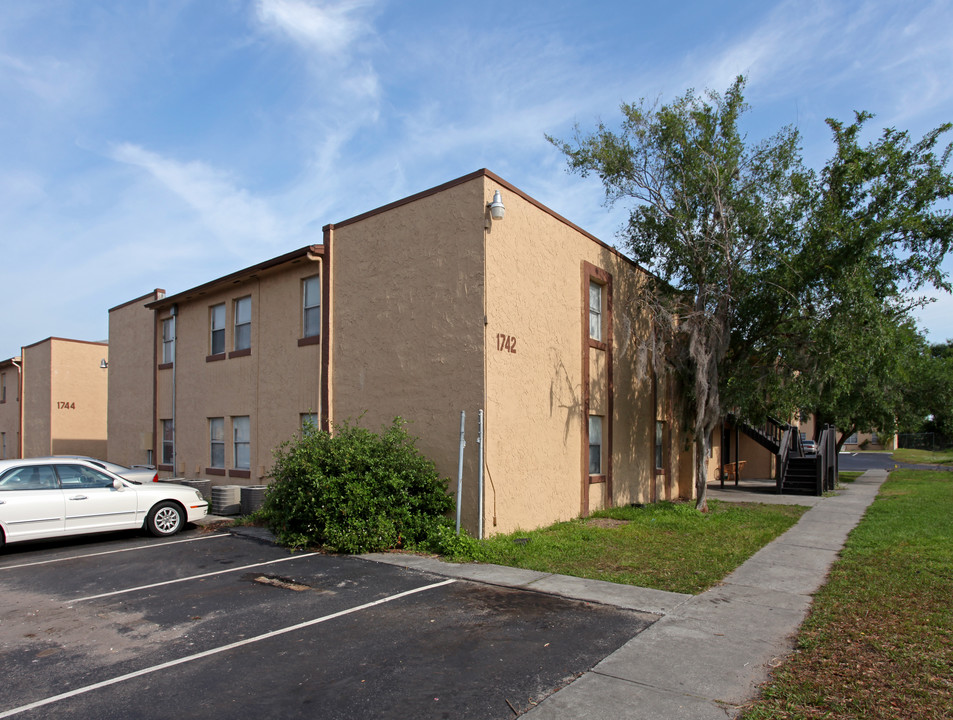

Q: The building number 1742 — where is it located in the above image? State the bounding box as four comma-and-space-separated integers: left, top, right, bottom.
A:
496, 334, 517, 354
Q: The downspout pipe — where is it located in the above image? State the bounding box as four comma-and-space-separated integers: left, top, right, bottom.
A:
456, 411, 465, 535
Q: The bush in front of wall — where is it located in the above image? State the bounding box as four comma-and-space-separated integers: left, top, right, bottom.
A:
262, 417, 455, 554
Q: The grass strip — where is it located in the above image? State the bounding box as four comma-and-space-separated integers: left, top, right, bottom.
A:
453, 499, 807, 595
741, 470, 953, 719
891, 448, 953, 465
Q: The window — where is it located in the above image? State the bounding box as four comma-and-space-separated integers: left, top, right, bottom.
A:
589, 281, 603, 341
301, 413, 318, 431
0, 464, 58, 490
210, 304, 226, 355
1, 432, 5, 460
234, 296, 251, 351
1, 372, 5, 403
209, 418, 225, 467
870, 431, 879, 444
588, 415, 603, 475
845, 432, 858, 445
655, 421, 665, 470
56, 464, 115, 489
233, 416, 250, 469
162, 318, 175, 364
303, 276, 321, 338
161, 419, 174, 465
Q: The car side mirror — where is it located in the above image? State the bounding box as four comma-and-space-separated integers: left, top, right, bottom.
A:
113, 478, 124, 491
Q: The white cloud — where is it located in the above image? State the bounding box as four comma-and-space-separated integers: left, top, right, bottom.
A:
256, 0, 375, 57
109, 143, 294, 256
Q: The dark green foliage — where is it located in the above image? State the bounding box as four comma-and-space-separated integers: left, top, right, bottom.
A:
262, 417, 454, 553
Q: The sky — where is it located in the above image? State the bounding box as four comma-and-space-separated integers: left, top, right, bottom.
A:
2, 0, 953, 361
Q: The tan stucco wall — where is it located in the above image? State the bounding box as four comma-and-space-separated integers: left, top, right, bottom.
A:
22, 341, 51, 457
154, 257, 323, 483
108, 291, 163, 467
329, 178, 486, 533
0, 360, 21, 459
21, 338, 108, 458
483, 180, 664, 534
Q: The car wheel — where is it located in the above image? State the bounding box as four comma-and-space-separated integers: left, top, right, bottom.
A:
146, 501, 184, 537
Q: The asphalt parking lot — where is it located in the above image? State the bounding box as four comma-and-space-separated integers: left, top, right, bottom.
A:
0, 527, 657, 719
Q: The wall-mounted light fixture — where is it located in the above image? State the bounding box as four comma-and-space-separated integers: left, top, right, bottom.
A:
100, 359, 108, 369
487, 190, 505, 220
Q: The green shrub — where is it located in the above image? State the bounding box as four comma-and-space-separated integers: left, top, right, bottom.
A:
262, 417, 455, 553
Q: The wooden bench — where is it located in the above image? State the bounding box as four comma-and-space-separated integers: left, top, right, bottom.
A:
720, 460, 747, 487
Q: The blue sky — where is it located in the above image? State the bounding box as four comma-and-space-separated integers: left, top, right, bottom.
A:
2, 0, 952, 361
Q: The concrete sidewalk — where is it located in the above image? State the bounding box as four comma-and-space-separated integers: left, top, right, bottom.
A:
364, 469, 888, 719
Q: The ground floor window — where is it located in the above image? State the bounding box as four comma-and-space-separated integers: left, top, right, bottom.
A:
210, 418, 225, 467
301, 413, 318, 431
161, 419, 174, 465
655, 421, 665, 471
233, 416, 250, 469
588, 415, 603, 475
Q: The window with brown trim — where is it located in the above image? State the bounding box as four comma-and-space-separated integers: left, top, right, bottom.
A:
589, 415, 603, 475
303, 275, 320, 338
210, 304, 226, 356
161, 318, 175, 364
209, 417, 225, 468
161, 419, 174, 465
234, 296, 251, 351
589, 281, 603, 341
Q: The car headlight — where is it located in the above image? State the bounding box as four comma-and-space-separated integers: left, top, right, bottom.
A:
193, 489, 204, 501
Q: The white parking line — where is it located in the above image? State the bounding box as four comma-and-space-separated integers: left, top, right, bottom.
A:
0, 578, 456, 718
0, 533, 230, 571
70, 552, 321, 603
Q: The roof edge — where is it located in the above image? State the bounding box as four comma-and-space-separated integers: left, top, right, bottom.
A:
147, 245, 324, 310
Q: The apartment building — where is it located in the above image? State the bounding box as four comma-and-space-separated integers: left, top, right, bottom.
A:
113, 170, 695, 535
0, 338, 109, 459
0, 356, 21, 459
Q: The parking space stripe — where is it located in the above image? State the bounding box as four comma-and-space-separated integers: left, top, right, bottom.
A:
0, 578, 456, 719
69, 552, 321, 602
0, 534, 230, 571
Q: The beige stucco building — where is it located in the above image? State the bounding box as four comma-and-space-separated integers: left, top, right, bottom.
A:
107, 290, 166, 468
113, 170, 697, 535
0, 338, 109, 459
0, 356, 22, 459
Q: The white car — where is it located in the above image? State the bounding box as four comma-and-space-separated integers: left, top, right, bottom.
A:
0, 457, 208, 549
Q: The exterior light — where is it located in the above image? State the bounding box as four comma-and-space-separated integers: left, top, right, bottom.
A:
100, 359, 108, 369
488, 190, 505, 220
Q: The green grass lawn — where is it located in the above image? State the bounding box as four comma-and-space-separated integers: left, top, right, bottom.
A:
891, 447, 953, 465
740, 470, 953, 719
452, 499, 808, 595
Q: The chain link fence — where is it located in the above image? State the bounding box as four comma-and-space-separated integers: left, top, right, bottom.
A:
898, 433, 953, 452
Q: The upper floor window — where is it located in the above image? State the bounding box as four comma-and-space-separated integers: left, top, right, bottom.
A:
1, 372, 5, 403
303, 276, 321, 338
161, 318, 175, 364
210, 304, 226, 355
234, 296, 251, 351
589, 281, 603, 341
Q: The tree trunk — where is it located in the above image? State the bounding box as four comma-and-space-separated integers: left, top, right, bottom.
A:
694, 429, 710, 512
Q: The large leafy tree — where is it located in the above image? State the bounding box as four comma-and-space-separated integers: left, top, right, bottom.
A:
549, 77, 806, 510
799, 113, 953, 447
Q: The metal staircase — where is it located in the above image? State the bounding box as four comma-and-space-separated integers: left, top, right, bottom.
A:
727, 415, 839, 496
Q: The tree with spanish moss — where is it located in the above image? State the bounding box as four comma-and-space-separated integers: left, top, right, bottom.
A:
549, 77, 807, 511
